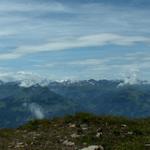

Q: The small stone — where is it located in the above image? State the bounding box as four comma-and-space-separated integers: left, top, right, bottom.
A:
82, 127, 88, 130
96, 132, 102, 138
63, 140, 75, 146
121, 124, 127, 128
145, 143, 150, 147
80, 145, 104, 150
71, 133, 80, 138
80, 124, 88, 130
97, 128, 102, 132
69, 123, 76, 128
83, 142, 87, 146
127, 131, 133, 135
15, 142, 25, 148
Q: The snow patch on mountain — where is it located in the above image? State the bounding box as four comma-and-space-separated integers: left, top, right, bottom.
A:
0, 71, 51, 87
0, 70, 149, 88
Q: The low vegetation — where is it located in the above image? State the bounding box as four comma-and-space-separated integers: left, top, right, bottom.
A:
0, 113, 150, 149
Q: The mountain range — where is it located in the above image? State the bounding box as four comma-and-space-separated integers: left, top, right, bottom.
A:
0, 79, 150, 127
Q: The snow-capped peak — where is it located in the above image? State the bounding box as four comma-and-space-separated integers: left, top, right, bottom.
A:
0, 71, 51, 87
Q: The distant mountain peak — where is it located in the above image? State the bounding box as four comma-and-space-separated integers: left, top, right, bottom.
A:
0, 71, 149, 88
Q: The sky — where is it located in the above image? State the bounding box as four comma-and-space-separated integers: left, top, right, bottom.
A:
0, 0, 150, 81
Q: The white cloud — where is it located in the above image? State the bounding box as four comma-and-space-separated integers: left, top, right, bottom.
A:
0, 1, 149, 58
35, 59, 103, 68
28, 103, 44, 119
118, 65, 139, 86
0, 1, 149, 81
0, 71, 51, 86
0, 2, 68, 13
0, 33, 150, 60
0, 53, 21, 60
0, 30, 16, 36
69, 59, 103, 65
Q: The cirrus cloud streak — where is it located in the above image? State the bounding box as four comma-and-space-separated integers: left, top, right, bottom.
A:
0, 33, 150, 60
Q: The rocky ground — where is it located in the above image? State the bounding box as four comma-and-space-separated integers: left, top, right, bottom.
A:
0, 113, 150, 150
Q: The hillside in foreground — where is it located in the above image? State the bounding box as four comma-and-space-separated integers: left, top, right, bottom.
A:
0, 113, 150, 150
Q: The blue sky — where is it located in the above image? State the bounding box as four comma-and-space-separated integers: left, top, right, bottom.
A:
0, 0, 150, 81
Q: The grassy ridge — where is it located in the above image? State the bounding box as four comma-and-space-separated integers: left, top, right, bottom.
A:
0, 113, 150, 150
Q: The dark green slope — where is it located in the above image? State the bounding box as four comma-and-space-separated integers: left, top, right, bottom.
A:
48, 80, 150, 117
0, 83, 79, 128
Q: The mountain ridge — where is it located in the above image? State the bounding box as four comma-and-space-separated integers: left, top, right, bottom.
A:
0, 79, 150, 128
